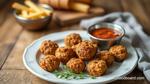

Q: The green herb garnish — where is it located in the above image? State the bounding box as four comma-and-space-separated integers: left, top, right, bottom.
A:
53, 65, 96, 80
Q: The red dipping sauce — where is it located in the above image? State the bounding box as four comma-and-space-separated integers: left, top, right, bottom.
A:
91, 28, 121, 39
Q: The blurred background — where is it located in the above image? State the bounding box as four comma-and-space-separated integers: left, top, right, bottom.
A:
0, 0, 150, 34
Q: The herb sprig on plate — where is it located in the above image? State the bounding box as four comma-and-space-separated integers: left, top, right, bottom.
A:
53, 65, 96, 80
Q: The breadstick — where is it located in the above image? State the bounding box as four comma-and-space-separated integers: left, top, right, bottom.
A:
49, 0, 59, 9
25, 0, 41, 12
12, 2, 30, 11
59, 0, 69, 9
39, 0, 49, 4
75, 0, 92, 4
39, 6, 52, 15
21, 10, 28, 18
25, 12, 45, 19
69, 2, 90, 13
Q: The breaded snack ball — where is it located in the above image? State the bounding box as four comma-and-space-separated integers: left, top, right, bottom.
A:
74, 40, 97, 60
66, 58, 85, 74
40, 40, 58, 55
87, 60, 107, 77
39, 55, 60, 72
98, 50, 114, 66
55, 47, 76, 64
64, 33, 82, 47
109, 45, 128, 62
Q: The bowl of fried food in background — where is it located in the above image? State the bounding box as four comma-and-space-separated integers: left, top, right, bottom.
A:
12, 0, 53, 30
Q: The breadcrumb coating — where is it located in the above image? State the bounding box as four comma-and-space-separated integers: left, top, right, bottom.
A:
40, 55, 60, 72
87, 60, 107, 77
64, 33, 82, 47
55, 47, 76, 64
98, 50, 114, 66
67, 58, 85, 74
74, 40, 97, 60
40, 40, 58, 55
109, 45, 128, 62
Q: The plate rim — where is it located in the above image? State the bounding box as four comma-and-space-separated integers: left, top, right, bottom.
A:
23, 30, 138, 84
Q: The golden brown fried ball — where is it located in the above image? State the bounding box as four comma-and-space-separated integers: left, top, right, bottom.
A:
64, 33, 82, 47
55, 47, 76, 64
74, 40, 97, 61
66, 58, 85, 74
98, 50, 114, 66
109, 45, 128, 62
87, 60, 107, 77
39, 55, 60, 72
40, 40, 58, 55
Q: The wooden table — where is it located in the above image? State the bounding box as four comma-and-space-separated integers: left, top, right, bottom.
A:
0, 0, 150, 84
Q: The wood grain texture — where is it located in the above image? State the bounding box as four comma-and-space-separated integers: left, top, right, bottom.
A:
92, 0, 123, 12
139, 0, 150, 21
0, 70, 54, 84
0, 0, 17, 25
0, 15, 23, 69
55, 7, 105, 26
121, 0, 150, 35
2, 30, 46, 69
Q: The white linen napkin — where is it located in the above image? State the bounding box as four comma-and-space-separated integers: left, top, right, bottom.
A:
80, 12, 150, 81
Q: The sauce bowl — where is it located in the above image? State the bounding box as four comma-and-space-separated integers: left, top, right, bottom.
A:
87, 23, 125, 50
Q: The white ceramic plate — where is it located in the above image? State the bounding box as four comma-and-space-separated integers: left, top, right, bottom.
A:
23, 30, 138, 84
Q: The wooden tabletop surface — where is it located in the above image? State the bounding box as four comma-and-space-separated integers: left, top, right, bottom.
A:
0, 0, 150, 84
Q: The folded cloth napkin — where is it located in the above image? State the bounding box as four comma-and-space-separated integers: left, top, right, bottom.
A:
80, 12, 150, 82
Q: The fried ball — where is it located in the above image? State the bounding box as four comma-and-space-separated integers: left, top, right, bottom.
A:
74, 40, 97, 60
64, 33, 82, 47
55, 47, 76, 64
40, 40, 58, 55
98, 50, 114, 66
109, 45, 128, 62
66, 58, 85, 74
39, 55, 60, 72
87, 60, 107, 77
